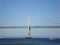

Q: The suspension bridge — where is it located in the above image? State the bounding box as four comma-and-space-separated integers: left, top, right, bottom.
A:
0, 16, 60, 39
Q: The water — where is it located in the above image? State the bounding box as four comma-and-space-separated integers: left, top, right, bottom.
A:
0, 28, 60, 45
0, 38, 60, 45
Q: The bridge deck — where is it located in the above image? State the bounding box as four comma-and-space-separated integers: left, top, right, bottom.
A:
0, 26, 60, 28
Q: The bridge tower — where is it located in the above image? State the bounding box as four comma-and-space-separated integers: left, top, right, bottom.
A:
26, 16, 32, 39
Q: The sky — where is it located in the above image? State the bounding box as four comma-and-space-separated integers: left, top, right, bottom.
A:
0, 0, 60, 38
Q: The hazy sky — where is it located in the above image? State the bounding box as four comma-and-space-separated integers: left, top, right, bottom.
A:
0, 0, 60, 38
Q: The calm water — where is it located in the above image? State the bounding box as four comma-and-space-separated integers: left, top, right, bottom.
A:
0, 28, 60, 45
0, 38, 60, 45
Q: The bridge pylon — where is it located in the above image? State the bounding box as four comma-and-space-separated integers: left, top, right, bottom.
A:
26, 16, 32, 39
